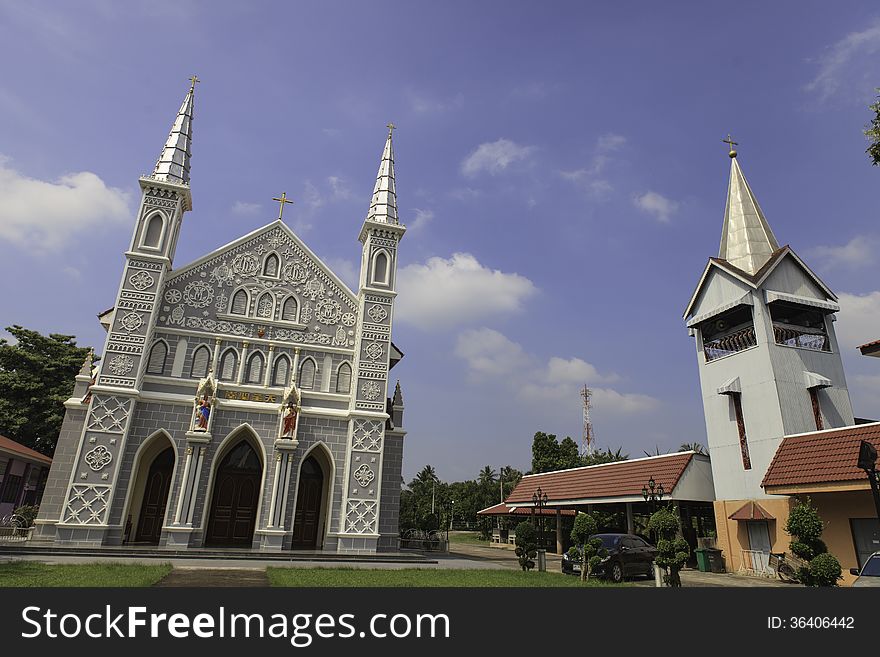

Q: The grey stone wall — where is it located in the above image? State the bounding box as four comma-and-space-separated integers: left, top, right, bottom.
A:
34, 406, 87, 533
377, 432, 403, 551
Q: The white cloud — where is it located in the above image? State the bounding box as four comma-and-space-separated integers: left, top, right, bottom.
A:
836, 291, 880, 351
409, 208, 434, 231
408, 91, 464, 114
396, 253, 537, 330
456, 329, 658, 415
0, 156, 130, 252
634, 191, 679, 223
302, 181, 324, 210
231, 201, 261, 216
325, 257, 359, 290
461, 139, 535, 177
559, 133, 626, 197
805, 22, 880, 101
449, 187, 482, 201
810, 235, 877, 269
327, 175, 352, 200
597, 133, 627, 152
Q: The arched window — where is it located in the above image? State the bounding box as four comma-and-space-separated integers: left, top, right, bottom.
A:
219, 349, 238, 381
272, 354, 291, 387
256, 292, 275, 320
336, 362, 352, 394
143, 213, 164, 249
372, 250, 390, 285
190, 345, 210, 378
230, 289, 249, 315
263, 253, 280, 278
246, 352, 265, 384
146, 341, 168, 375
281, 296, 298, 322
299, 358, 316, 389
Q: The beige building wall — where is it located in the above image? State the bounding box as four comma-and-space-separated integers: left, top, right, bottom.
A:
806, 490, 876, 587
713, 498, 793, 574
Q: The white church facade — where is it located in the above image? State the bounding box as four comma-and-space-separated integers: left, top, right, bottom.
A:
34, 81, 407, 553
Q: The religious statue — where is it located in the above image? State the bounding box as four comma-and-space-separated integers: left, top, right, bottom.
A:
195, 398, 211, 431
191, 369, 217, 433
278, 384, 301, 439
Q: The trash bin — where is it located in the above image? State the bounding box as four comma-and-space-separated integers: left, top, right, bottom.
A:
706, 548, 725, 573
694, 548, 710, 572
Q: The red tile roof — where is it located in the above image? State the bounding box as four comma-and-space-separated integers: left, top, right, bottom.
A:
858, 339, 880, 356
505, 452, 696, 505
476, 502, 576, 517
0, 435, 52, 465
728, 501, 774, 521
762, 422, 880, 489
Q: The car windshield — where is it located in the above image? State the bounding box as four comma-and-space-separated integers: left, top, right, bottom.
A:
593, 535, 621, 549
861, 556, 880, 577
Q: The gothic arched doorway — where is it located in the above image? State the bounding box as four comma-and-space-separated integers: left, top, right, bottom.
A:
291, 456, 325, 549
134, 446, 174, 544
205, 440, 262, 547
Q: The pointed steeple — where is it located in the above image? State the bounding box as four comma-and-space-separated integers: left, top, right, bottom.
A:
366, 124, 398, 224
718, 140, 779, 275
152, 77, 197, 186
393, 380, 404, 406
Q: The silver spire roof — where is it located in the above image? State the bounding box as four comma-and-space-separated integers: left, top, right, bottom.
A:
718, 151, 779, 275
366, 126, 398, 224
151, 81, 195, 185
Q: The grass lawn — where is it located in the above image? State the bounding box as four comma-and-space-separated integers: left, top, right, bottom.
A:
267, 567, 624, 587
447, 531, 490, 545
0, 561, 173, 587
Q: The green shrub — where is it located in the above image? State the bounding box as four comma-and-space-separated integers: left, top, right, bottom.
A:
514, 521, 537, 571
13, 505, 39, 528
784, 498, 840, 587
809, 553, 842, 587
570, 512, 607, 581
648, 506, 689, 587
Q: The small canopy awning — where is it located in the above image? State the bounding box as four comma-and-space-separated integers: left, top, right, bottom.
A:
803, 371, 832, 390
476, 502, 575, 517
728, 501, 774, 521
764, 290, 839, 313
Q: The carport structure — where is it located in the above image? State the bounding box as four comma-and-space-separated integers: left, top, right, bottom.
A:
502, 452, 716, 554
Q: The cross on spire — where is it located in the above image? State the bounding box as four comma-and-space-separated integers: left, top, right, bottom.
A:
189, 74, 200, 90
272, 191, 294, 219
723, 134, 738, 158
387, 122, 396, 136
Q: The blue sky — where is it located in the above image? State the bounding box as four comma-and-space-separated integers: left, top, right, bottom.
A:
2, 1, 880, 481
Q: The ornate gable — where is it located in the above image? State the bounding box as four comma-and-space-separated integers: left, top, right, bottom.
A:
158, 221, 358, 349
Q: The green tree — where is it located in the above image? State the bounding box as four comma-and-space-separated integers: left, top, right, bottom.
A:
514, 521, 538, 571
679, 442, 707, 455
499, 465, 523, 500
0, 326, 93, 455
569, 512, 607, 581
785, 497, 841, 586
531, 431, 561, 473
583, 447, 629, 466
648, 506, 690, 587
865, 88, 880, 165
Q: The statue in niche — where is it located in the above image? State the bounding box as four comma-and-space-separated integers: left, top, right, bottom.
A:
279, 384, 301, 439
191, 369, 217, 433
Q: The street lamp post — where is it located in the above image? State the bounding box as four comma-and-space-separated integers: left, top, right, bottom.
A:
533, 487, 549, 572
857, 440, 880, 521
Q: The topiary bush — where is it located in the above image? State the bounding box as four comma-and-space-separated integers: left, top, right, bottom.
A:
569, 512, 608, 581
784, 497, 841, 587
514, 521, 537, 571
648, 506, 689, 587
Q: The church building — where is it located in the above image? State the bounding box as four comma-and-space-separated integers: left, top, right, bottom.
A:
34, 81, 408, 553
684, 139, 855, 573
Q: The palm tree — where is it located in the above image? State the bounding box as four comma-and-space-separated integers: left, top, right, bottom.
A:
477, 466, 497, 487
643, 445, 665, 458
679, 442, 708, 455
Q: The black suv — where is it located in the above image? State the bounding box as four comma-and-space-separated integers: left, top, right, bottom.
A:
561, 533, 657, 582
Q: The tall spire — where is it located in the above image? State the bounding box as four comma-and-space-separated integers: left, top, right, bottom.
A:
366, 123, 398, 224
152, 77, 197, 185
718, 140, 779, 275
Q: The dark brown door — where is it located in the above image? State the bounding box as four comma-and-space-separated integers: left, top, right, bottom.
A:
291, 456, 324, 549
135, 446, 174, 544
206, 440, 262, 547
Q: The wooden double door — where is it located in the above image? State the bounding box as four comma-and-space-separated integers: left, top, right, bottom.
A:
205, 440, 262, 547
291, 456, 325, 550
135, 446, 174, 544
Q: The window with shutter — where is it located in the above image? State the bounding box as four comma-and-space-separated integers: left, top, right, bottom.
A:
247, 352, 264, 384
146, 341, 168, 374
336, 362, 352, 394
219, 349, 238, 381
263, 253, 279, 277
299, 358, 316, 389
190, 345, 210, 378
281, 296, 298, 322
231, 289, 249, 315
272, 355, 290, 387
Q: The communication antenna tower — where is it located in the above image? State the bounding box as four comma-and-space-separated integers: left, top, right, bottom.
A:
581, 384, 595, 457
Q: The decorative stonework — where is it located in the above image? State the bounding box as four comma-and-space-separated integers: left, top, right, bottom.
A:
352, 419, 383, 452
232, 252, 260, 277
353, 464, 375, 487
129, 270, 155, 291
342, 312, 356, 326
119, 312, 144, 333
84, 445, 113, 471
345, 500, 378, 534
107, 354, 134, 376
361, 381, 381, 400
315, 298, 341, 324
87, 396, 131, 433
164, 288, 182, 304
365, 342, 384, 361
367, 305, 387, 322
183, 280, 214, 308
62, 484, 111, 525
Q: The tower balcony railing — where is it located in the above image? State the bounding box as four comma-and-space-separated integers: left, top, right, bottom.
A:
772, 325, 830, 352
703, 326, 757, 362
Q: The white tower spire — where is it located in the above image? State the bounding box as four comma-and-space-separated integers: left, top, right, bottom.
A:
152, 75, 197, 188
365, 123, 398, 224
